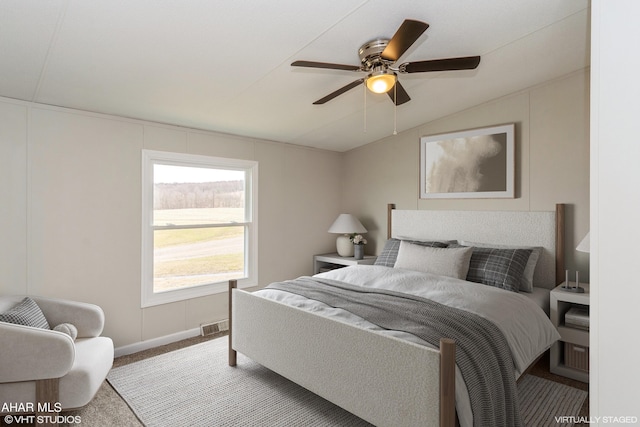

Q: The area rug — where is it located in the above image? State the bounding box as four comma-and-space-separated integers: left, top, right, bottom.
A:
107, 337, 587, 427
518, 374, 587, 427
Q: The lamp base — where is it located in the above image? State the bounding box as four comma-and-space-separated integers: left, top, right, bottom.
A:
558, 285, 585, 293
336, 235, 354, 257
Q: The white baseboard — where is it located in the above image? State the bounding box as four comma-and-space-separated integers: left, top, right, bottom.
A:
114, 327, 202, 358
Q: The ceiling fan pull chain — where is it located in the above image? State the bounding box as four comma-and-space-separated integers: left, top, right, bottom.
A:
393, 84, 398, 135
363, 82, 367, 133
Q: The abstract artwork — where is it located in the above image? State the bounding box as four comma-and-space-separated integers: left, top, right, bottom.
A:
420, 124, 514, 199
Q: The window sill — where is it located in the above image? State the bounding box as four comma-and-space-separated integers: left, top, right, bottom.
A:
141, 278, 256, 308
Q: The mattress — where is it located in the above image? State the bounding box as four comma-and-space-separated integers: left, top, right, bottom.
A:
525, 286, 552, 316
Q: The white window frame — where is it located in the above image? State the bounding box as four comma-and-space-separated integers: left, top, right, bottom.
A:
141, 150, 258, 308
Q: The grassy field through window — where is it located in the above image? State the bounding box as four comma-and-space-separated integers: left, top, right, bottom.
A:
153, 208, 245, 292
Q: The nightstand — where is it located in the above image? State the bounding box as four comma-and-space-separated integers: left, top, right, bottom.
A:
313, 253, 377, 274
550, 282, 590, 382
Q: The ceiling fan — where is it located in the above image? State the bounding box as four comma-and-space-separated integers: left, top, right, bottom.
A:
292, 19, 481, 106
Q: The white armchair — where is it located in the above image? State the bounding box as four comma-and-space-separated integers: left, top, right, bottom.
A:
0, 295, 114, 416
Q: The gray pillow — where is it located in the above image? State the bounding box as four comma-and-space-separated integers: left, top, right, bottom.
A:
374, 238, 449, 267
0, 297, 50, 329
394, 242, 473, 280
466, 247, 533, 292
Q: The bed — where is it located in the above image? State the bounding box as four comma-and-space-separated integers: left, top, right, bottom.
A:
228, 204, 565, 427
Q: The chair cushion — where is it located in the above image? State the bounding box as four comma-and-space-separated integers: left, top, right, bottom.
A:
0, 297, 50, 329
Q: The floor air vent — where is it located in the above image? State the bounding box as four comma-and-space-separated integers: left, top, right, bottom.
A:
200, 320, 229, 336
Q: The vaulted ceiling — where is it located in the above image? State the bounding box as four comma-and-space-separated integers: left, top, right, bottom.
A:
0, 0, 589, 152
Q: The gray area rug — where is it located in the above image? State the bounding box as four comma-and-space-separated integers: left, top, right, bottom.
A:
107, 337, 586, 427
518, 374, 587, 427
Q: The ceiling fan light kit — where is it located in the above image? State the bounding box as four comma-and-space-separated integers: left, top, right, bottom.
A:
292, 19, 481, 106
366, 69, 396, 94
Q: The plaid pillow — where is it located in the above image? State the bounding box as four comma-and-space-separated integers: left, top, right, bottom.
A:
466, 248, 533, 292
459, 241, 542, 293
374, 238, 449, 267
0, 297, 50, 329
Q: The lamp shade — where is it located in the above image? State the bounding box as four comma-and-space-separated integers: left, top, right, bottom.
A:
328, 214, 367, 234
576, 232, 590, 253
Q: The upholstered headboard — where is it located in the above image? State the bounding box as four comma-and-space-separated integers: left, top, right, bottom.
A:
389, 204, 565, 289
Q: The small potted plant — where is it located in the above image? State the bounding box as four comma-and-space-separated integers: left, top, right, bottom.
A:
350, 234, 367, 260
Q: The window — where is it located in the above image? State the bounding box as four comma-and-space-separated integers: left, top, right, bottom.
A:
142, 150, 257, 307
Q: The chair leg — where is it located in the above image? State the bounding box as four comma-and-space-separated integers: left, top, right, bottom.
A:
35, 378, 59, 427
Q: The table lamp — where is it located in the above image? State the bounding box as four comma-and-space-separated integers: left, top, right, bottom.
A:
328, 214, 367, 257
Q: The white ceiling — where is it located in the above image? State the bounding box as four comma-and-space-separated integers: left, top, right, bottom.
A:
0, 0, 590, 152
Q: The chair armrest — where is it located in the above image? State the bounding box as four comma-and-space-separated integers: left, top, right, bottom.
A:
0, 322, 75, 383
33, 297, 105, 338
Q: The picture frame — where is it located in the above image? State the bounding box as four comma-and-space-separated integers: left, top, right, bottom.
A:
420, 124, 515, 199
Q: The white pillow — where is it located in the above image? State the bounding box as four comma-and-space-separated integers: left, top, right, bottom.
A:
459, 240, 542, 293
394, 241, 473, 280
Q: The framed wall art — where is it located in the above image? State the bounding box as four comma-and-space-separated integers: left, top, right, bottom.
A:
420, 124, 515, 199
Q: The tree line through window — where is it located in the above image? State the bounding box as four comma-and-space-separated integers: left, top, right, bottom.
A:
153, 181, 244, 210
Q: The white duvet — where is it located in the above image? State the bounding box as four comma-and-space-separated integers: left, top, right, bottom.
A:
255, 265, 560, 427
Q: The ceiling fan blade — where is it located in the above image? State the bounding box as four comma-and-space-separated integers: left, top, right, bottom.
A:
387, 81, 411, 105
401, 56, 481, 73
292, 60, 361, 72
313, 79, 365, 105
380, 19, 429, 62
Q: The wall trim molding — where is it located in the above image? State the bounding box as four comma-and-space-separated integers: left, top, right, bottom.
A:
114, 327, 202, 358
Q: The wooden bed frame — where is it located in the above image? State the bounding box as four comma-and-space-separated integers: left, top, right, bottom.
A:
228, 204, 565, 427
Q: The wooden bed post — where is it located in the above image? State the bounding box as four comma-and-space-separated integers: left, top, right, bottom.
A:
228, 279, 237, 367
439, 338, 456, 427
555, 203, 566, 285
387, 203, 396, 239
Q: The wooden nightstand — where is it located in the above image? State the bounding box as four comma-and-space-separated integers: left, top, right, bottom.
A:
313, 253, 377, 274
550, 282, 590, 382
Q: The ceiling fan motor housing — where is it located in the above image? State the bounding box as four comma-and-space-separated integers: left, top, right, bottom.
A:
358, 39, 393, 69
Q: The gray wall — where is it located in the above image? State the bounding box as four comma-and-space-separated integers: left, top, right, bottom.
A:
341, 69, 590, 282
0, 100, 342, 347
